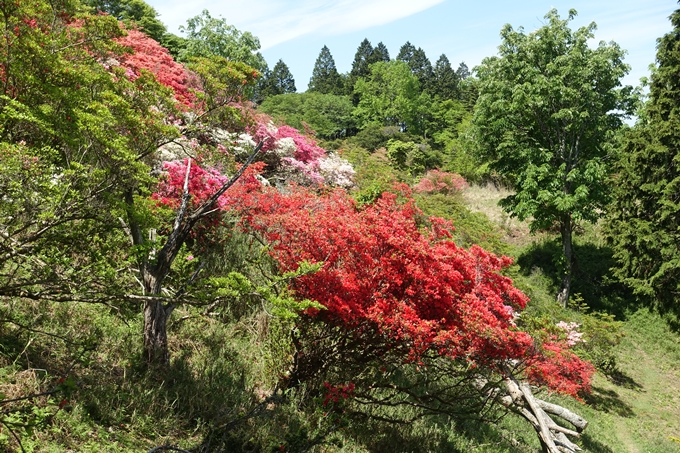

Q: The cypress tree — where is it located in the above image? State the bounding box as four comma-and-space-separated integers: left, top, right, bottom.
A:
371, 42, 391, 63
396, 41, 416, 63
270, 59, 296, 94
308, 45, 344, 94
347, 38, 375, 102
410, 47, 434, 92
432, 54, 460, 100
607, 8, 680, 311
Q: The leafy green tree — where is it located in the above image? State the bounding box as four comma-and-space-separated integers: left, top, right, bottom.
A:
84, 0, 166, 42
260, 92, 355, 140
354, 61, 430, 136
178, 9, 266, 70
606, 8, 680, 312
432, 54, 460, 100
308, 45, 344, 95
472, 8, 633, 307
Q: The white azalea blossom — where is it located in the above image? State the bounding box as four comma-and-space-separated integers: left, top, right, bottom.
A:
319, 153, 355, 188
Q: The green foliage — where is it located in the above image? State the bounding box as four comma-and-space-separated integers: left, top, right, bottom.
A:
259, 92, 356, 140
385, 138, 430, 175
413, 193, 509, 254
354, 60, 431, 135
431, 54, 460, 100
473, 8, 634, 305
473, 8, 632, 232
307, 45, 345, 95
84, 0, 167, 43
606, 8, 680, 314
208, 261, 325, 321
178, 9, 266, 70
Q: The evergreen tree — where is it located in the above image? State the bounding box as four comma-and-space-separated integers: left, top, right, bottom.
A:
410, 47, 434, 92
252, 63, 273, 103
308, 45, 344, 95
371, 42, 391, 63
607, 8, 680, 312
396, 43, 433, 92
270, 59, 296, 94
396, 41, 416, 63
349, 39, 374, 79
347, 38, 375, 102
456, 62, 471, 80
432, 54, 460, 100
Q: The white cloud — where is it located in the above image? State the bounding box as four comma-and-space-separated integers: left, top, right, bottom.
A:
149, 0, 444, 49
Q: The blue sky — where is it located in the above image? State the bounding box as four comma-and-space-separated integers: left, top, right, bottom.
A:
146, 0, 676, 92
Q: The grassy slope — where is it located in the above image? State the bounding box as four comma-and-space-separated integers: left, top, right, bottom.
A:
462, 183, 680, 453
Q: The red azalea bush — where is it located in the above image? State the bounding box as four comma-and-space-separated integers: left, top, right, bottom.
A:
414, 169, 469, 195
228, 183, 594, 397
114, 29, 196, 107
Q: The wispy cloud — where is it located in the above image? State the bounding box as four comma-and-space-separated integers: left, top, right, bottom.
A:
150, 0, 444, 49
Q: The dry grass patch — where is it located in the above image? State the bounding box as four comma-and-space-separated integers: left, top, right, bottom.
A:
462, 183, 534, 247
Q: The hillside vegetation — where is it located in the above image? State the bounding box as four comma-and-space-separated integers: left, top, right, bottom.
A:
1, 1, 680, 453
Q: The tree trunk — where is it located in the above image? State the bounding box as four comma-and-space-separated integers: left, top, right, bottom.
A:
556, 216, 573, 309
142, 270, 174, 366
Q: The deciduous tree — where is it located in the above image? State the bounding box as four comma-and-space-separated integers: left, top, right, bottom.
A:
472, 8, 634, 307
178, 9, 266, 71
354, 61, 430, 135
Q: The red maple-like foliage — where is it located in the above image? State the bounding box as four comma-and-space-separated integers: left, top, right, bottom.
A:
114, 29, 196, 107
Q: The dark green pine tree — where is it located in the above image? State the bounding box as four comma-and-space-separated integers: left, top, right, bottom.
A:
349, 39, 374, 80
308, 45, 344, 94
270, 59, 296, 94
606, 8, 680, 312
347, 38, 375, 102
456, 62, 470, 80
252, 63, 273, 104
396, 41, 416, 63
370, 42, 391, 64
431, 54, 459, 99
396, 42, 433, 92
410, 47, 434, 92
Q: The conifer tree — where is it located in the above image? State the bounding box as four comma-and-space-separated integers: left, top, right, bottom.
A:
410, 47, 434, 92
432, 54, 460, 100
270, 59, 297, 94
371, 42, 391, 63
308, 45, 344, 94
607, 8, 680, 312
396, 41, 416, 63
347, 38, 375, 102
456, 62, 471, 80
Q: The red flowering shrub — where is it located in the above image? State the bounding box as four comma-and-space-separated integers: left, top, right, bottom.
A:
229, 184, 594, 397
322, 382, 355, 407
114, 29, 196, 107
413, 169, 469, 195
152, 158, 264, 212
